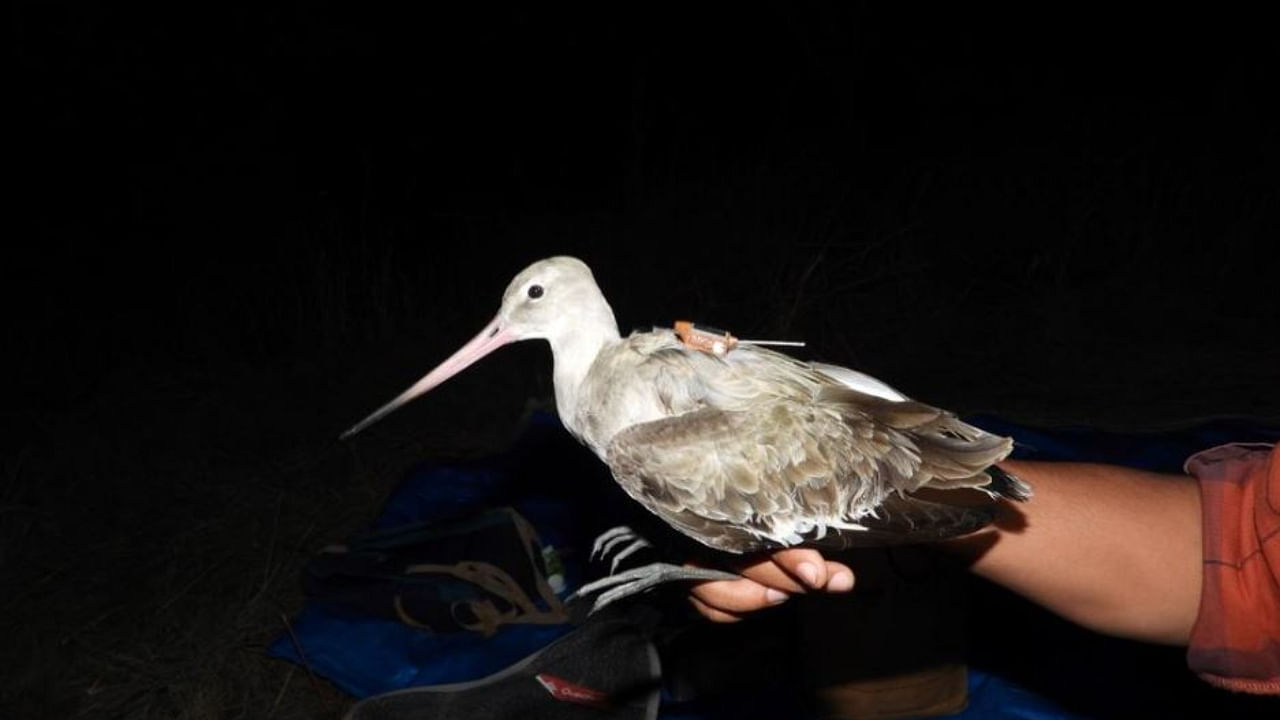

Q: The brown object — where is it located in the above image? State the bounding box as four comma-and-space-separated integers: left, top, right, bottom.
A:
811, 663, 968, 720
799, 548, 971, 720
673, 320, 739, 355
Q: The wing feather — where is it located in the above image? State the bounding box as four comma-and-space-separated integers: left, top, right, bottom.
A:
606, 402, 916, 552
588, 333, 1026, 552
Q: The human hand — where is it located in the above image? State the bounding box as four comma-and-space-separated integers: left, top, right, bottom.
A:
688, 548, 855, 622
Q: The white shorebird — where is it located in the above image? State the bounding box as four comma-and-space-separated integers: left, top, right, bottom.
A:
343, 257, 1030, 610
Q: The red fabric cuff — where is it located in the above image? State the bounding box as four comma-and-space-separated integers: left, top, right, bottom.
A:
1185, 442, 1280, 695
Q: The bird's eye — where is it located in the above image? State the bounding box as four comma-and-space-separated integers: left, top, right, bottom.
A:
527, 284, 544, 299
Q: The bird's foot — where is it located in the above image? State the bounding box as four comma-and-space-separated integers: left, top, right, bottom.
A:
589, 525, 653, 573
569, 562, 741, 614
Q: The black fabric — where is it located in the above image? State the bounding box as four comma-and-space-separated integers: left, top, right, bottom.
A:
304, 507, 565, 634
343, 608, 661, 720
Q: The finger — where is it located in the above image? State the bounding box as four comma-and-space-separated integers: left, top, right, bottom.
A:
825, 561, 855, 592
693, 555, 807, 594
736, 560, 809, 594
688, 594, 744, 623
730, 557, 855, 595
769, 548, 831, 589
690, 576, 790, 614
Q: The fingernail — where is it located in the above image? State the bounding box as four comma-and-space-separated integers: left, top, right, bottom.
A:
828, 571, 854, 592
797, 562, 820, 588
765, 588, 789, 604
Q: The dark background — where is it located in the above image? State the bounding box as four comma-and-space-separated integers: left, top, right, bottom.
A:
5, 3, 1278, 718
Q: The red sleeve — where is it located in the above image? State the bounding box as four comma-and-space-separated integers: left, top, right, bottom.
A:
1184, 442, 1280, 694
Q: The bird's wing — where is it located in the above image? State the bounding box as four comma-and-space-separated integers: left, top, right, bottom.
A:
605, 400, 922, 552
602, 342, 1025, 553
632, 338, 1018, 489
815, 385, 1022, 494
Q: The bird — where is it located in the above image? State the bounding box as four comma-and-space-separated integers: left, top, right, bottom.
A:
342, 256, 1030, 610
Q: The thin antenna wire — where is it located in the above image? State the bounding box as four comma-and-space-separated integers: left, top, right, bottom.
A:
739, 339, 806, 347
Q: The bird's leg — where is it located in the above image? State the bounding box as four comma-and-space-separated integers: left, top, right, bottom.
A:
571, 563, 741, 614
575, 526, 740, 612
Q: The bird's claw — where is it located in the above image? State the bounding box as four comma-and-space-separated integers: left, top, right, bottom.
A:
589, 525, 636, 561
608, 538, 651, 573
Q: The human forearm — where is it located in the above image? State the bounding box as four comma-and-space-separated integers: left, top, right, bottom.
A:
692, 460, 1204, 645
938, 460, 1202, 645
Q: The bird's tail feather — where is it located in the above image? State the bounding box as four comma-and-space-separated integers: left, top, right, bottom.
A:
985, 464, 1032, 501
803, 495, 999, 550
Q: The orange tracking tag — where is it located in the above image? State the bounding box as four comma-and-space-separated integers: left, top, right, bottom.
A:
674, 321, 739, 356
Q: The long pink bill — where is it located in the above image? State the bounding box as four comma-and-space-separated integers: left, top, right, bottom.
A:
340, 316, 514, 439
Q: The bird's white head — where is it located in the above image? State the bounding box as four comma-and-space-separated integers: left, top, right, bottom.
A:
340, 256, 618, 438
497, 256, 614, 343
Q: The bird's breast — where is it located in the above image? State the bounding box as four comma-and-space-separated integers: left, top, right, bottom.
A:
567, 341, 703, 456
570, 377, 679, 458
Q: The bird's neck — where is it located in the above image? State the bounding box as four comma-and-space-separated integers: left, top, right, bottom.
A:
548, 309, 620, 432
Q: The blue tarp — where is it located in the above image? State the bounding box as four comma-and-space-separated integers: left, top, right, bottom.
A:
271, 412, 1278, 717
270, 412, 623, 696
